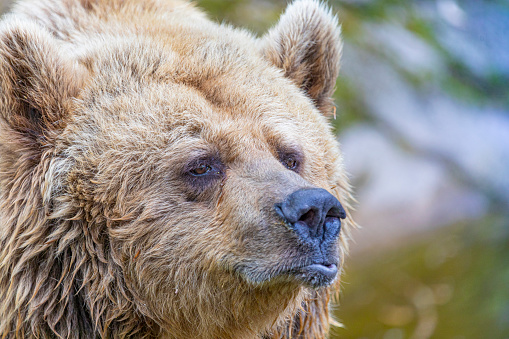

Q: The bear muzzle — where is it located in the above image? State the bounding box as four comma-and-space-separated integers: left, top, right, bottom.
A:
274, 188, 345, 288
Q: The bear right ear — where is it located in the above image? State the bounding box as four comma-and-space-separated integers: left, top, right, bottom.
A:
260, 0, 342, 116
0, 19, 85, 159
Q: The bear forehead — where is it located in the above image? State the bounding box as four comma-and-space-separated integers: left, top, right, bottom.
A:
70, 38, 326, 154
77, 33, 315, 113
72, 81, 317, 158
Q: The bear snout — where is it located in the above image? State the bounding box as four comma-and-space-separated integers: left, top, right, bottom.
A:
272, 188, 345, 288
274, 188, 345, 244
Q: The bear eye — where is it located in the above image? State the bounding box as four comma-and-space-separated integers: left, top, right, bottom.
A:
183, 156, 224, 201
278, 149, 303, 173
283, 156, 298, 171
190, 164, 212, 176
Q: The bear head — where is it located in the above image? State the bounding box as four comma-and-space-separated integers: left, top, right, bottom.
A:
0, 1, 354, 338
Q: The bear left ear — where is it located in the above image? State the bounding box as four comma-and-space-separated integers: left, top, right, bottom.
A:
260, 0, 342, 115
0, 20, 86, 149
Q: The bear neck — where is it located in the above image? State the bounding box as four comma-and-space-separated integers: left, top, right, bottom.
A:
159, 277, 305, 339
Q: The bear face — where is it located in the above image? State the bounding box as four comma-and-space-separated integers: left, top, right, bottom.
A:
0, 0, 353, 338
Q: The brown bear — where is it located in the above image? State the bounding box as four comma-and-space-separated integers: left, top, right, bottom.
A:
0, 0, 354, 338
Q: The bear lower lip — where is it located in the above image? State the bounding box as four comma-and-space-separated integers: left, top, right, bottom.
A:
295, 263, 338, 288
305, 263, 338, 279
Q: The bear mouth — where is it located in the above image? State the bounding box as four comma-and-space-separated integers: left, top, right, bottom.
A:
233, 258, 340, 289
289, 262, 339, 289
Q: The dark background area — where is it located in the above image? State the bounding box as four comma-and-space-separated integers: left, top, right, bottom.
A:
1, 0, 508, 338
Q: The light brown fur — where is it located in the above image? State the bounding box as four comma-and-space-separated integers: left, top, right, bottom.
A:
0, 0, 354, 338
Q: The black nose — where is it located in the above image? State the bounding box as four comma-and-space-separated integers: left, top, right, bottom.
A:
275, 188, 346, 241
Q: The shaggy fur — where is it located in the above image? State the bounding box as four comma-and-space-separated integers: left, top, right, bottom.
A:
0, 0, 354, 338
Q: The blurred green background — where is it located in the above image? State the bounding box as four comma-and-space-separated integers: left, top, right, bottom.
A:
1, 0, 508, 338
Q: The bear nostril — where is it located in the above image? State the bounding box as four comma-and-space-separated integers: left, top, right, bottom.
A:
298, 209, 316, 225
325, 206, 346, 220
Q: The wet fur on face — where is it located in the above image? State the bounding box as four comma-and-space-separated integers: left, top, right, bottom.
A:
0, 0, 354, 338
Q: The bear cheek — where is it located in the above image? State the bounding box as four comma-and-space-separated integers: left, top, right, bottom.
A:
118, 216, 221, 319
212, 189, 307, 283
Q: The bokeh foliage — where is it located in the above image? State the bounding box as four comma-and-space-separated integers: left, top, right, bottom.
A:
335, 216, 509, 339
